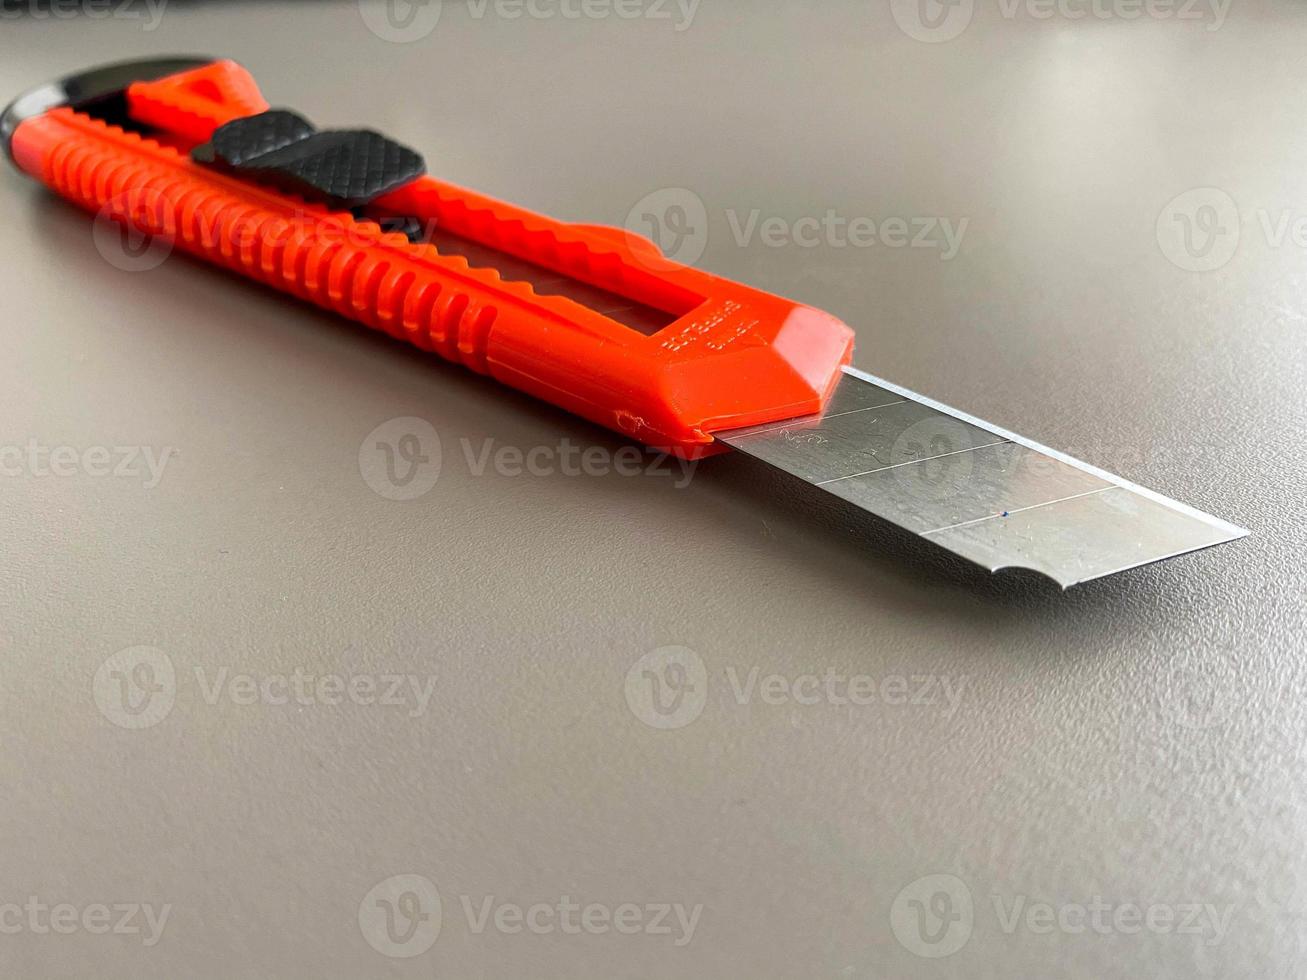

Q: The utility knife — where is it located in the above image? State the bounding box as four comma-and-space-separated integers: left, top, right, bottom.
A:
1, 57, 1248, 587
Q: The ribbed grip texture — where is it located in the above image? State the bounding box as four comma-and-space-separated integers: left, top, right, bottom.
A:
12, 72, 855, 454
39, 108, 494, 373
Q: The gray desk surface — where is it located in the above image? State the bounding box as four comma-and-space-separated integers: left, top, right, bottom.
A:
1, 3, 1304, 978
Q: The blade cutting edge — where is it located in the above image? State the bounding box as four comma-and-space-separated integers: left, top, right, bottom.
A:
716, 365, 1248, 588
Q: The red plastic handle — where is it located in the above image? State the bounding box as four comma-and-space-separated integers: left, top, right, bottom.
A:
9, 60, 853, 456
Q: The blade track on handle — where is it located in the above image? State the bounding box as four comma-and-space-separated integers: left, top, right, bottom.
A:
716, 365, 1248, 588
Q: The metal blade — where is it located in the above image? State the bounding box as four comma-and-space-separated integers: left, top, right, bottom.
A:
716, 365, 1248, 588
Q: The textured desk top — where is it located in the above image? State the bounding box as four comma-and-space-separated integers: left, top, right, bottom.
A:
1, 3, 1303, 977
